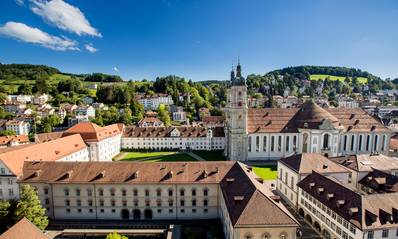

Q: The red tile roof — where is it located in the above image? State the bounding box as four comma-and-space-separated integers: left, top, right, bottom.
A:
0, 218, 48, 239
0, 135, 29, 145
123, 126, 225, 138
63, 122, 121, 142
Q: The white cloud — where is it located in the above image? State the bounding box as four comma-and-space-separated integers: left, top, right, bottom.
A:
84, 43, 97, 53
30, 0, 101, 37
15, 0, 25, 6
113, 67, 119, 72
0, 21, 79, 51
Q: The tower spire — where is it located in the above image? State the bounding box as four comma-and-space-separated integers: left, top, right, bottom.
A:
236, 57, 242, 78
230, 64, 235, 81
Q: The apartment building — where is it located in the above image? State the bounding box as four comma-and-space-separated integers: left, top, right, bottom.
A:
136, 93, 174, 110
19, 161, 298, 239
5, 120, 30, 135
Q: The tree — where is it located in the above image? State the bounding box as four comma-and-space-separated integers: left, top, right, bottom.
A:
0, 200, 11, 231
13, 185, 48, 230
157, 104, 171, 126
0, 130, 16, 136
34, 77, 49, 94
130, 99, 144, 123
106, 232, 128, 239
17, 82, 33, 95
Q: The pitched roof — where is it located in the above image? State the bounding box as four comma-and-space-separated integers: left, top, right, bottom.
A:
123, 126, 225, 138
358, 169, 398, 193
20, 161, 298, 227
34, 132, 63, 143
63, 122, 121, 142
247, 103, 389, 133
329, 154, 398, 172
0, 135, 29, 145
0, 134, 86, 177
0, 218, 48, 239
279, 153, 349, 174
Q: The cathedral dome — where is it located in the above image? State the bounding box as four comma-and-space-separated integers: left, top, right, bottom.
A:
293, 101, 339, 129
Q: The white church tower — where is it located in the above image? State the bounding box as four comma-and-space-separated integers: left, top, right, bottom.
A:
224, 61, 248, 161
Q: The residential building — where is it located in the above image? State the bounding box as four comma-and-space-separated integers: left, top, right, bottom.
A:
0, 218, 48, 239
247, 96, 265, 108
32, 94, 50, 105
138, 117, 164, 127
136, 93, 174, 110
58, 103, 78, 119
62, 122, 122, 161
122, 126, 225, 151
82, 96, 94, 105
19, 161, 299, 239
0, 135, 30, 148
6, 95, 32, 104
5, 120, 30, 135
0, 134, 88, 200
223, 64, 391, 161
75, 105, 95, 118
338, 96, 359, 108
202, 116, 226, 127
3, 103, 26, 114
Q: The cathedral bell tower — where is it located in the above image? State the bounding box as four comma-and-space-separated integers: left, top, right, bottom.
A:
223, 60, 248, 161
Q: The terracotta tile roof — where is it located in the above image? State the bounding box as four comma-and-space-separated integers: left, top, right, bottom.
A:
329, 154, 398, 172
220, 162, 298, 227
0, 135, 29, 145
123, 126, 225, 138
279, 153, 349, 174
63, 122, 121, 142
34, 132, 63, 143
0, 134, 86, 177
247, 103, 389, 133
138, 117, 163, 125
202, 116, 225, 124
20, 161, 297, 227
0, 218, 48, 239
21, 161, 235, 184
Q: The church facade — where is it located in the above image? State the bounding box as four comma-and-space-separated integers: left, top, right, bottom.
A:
224, 64, 391, 161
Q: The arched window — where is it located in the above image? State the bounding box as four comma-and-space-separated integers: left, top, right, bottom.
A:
343, 135, 348, 151
323, 134, 330, 149
262, 232, 271, 239
279, 232, 288, 239
374, 135, 379, 151
248, 136, 252, 152
302, 133, 309, 153
366, 135, 371, 151
244, 233, 253, 239
350, 135, 355, 151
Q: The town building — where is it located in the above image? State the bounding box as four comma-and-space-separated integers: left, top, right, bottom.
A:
136, 93, 174, 110
0, 217, 48, 239
338, 96, 359, 108
3, 103, 26, 114
62, 122, 122, 162
32, 94, 50, 105
6, 95, 32, 104
138, 117, 164, 127
171, 106, 187, 122
58, 103, 78, 120
19, 161, 299, 239
0, 134, 89, 200
5, 120, 30, 135
75, 105, 96, 118
0, 135, 30, 148
122, 126, 225, 151
223, 64, 391, 161
202, 116, 226, 127
277, 153, 349, 208
82, 96, 94, 105
297, 171, 398, 239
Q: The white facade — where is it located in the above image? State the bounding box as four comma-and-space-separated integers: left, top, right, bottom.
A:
338, 97, 359, 108
32, 94, 50, 105
138, 95, 174, 110
89, 134, 121, 161
75, 106, 95, 118
5, 120, 30, 135
6, 95, 32, 104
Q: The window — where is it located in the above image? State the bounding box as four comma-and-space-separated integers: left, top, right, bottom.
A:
358, 135, 363, 151
157, 188, 162, 197
286, 136, 290, 152
204, 199, 208, 207
98, 188, 104, 196
290, 176, 294, 189
263, 136, 267, 152
87, 189, 92, 196
65, 200, 70, 206
44, 188, 49, 195
88, 200, 93, 206
145, 189, 150, 197
45, 198, 50, 205
180, 189, 185, 196
248, 136, 252, 152
133, 189, 138, 196
168, 188, 173, 196
76, 189, 80, 196
111, 200, 115, 207
156, 200, 161, 207
191, 189, 196, 196
110, 188, 115, 196
122, 189, 127, 196
256, 136, 260, 152
382, 230, 389, 238
203, 188, 208, 196
64, 188, 69, 196
293, 135, 297, 151
168, 200, 173, 207
180, 200, 185, 206
99, 200, 104, 206
123, 200, 127, 206
382, 135, 386, 151
271, 136, 275, 152
343, 135, 348, 151
366, 135, 371, 151
77, 200, 81, 206
323, 134, 330, 149
367, 231, 374, 239
278, 136, 282, 152
192, 200, 196, 206
374, 135, 378, 151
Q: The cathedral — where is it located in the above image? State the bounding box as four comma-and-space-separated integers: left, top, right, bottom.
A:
223, 63, 391, 161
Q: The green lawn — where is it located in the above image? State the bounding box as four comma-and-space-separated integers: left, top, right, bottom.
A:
252, 165, 277, 180
118, 151, 177, 161
192, 150, 226, 161
310, 74, 368, 84
145, 153, 197, 162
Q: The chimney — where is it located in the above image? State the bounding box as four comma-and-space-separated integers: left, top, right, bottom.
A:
326, 193, 334, 200
336, 200, 345, 207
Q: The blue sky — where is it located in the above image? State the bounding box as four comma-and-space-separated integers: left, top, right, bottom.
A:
0, 0, 397, 81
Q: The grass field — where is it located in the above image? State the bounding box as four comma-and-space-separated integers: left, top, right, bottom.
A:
252, 165, 277, 180
310, 74, 368, 84
145, 153, 197, 162
118, 151, 177, 161
192, 150, 226, 161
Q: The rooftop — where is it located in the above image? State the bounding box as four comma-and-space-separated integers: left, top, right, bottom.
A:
0, 218, 48, 239
329, 154, 398, 172
62, 122, 121, 142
